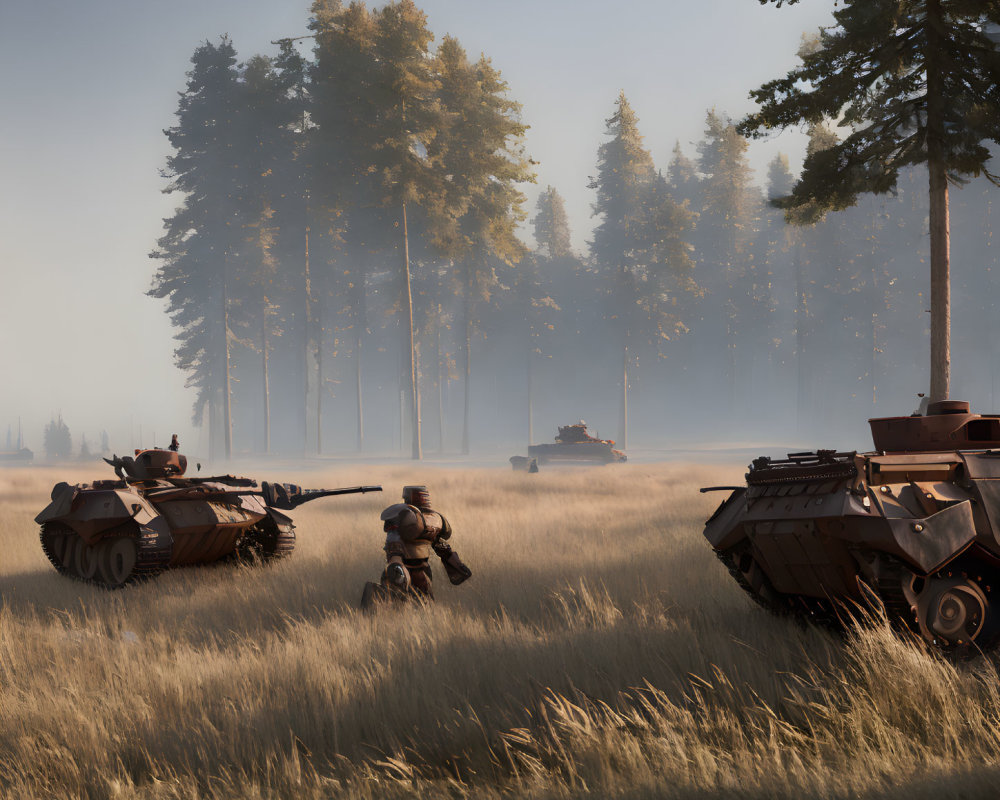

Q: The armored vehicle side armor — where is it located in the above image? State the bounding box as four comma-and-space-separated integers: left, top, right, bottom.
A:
528, 421, 626, 465
35, 441, 380, 587
703, 401, 1000, 654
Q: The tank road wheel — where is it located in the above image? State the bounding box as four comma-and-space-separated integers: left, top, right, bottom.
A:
62, 536, 85, 578
97, 537, 139, 588
915, 578, 991, 652
74, 540, 101, 581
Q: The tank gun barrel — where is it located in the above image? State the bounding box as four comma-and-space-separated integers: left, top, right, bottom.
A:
262, 482, 382, 510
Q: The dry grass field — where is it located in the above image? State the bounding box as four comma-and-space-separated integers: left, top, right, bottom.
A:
4, 460, 1000, 799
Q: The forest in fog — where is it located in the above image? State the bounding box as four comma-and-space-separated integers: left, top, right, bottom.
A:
151, 0, 1000, 458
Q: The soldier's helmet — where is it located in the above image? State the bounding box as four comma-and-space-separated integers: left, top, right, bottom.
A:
402, 485, 431, 509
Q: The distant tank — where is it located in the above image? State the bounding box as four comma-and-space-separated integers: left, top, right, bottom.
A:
703, 400, 1000, 654
35, 439, 381, 587
528, 421, 626, 465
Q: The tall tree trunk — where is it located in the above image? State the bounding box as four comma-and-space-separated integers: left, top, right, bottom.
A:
356, 325, 364, 452
620, 340, 629, 451
926, 0, 951, 402
462, 261, 472, 455
303, 202, 312, 453
355, 261, 366, 452
527, 345, 534, 446
316, 304, 323, 455
437, 322, 445, 453
222, 258, 233, 461
402, 201, 422, 460
208, 398, 216, 462
262, 318, 270, 454
794, 247, 807, 435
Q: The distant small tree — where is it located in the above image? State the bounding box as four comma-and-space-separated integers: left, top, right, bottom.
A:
44, 415, 72, 460
533, 186, 573, 260
79, 435, 92, 461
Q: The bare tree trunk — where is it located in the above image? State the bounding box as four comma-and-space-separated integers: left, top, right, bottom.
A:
794, 247, 807, 435
437, 323, 445, 453
262, 319, 270, 454
222, 258, 233, 461
927, 0, 951, 402
527, 345, 534, 446
356, 325, 364, 452
402, 201, 422, 460
620, 340, 629, 451
316, 304, 323, 455
462, 261, 472, 455
208, 398, 216, 462
303, 202, 312, 453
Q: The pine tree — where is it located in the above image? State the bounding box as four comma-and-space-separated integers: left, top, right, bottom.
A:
533, 186, 573, 261
308, 0, 381, 454
150, 37, 244, 459
270, 37, 314, 453
430, 35, 532, 454
743, 0, 1000, 402
589, 92, 655, 448
696, 109, 761, 417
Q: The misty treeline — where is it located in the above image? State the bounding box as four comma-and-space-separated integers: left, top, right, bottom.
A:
151, 0, 1000, 458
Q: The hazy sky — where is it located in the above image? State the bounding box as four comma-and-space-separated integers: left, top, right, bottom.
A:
0, 0, 835, 454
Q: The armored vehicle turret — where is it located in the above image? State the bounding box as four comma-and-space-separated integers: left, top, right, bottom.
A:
35, 438, 381, 587
703, 401, 1000, 654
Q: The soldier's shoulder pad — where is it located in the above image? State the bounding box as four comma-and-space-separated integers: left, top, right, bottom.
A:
380, 502, 416, 522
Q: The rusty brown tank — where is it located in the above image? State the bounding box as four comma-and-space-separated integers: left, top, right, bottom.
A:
35, 444, 381, 587
528, 422, 626, 465
703, 400, 1000, 654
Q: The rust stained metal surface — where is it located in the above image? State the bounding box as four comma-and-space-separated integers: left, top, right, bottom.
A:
35, 441, 381, 588
703, 403, 1000, 655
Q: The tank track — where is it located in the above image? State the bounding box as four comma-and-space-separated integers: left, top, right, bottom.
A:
871, 556, 919, 632
39, 522, 171, 587
39, 522, 72, 575
237, 518, 296, 561
717, 546, 841, 630
129, 524, 173, 582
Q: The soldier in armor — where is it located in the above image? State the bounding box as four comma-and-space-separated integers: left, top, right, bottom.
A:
363, 485, 471, 606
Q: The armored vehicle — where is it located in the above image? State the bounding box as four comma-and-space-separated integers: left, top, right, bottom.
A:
35, 441, 381, 587
703, 400, 1000, 654
528, 421, 626, 465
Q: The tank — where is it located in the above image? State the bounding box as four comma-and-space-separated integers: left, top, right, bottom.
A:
703, 400, 1000, 654
528, 421, 626, 465
35, 442, 381, 588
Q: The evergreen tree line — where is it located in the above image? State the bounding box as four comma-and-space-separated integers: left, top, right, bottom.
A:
152, 0, 1000, 457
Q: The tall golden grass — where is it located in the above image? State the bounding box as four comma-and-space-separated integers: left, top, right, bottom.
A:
3, 461, 1000, 799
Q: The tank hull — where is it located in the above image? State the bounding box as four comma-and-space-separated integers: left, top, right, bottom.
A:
32, 472, 371, 587
704, 449, 1000, 653
527, 442, 626, 464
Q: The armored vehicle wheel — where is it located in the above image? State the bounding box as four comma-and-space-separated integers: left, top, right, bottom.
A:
98, 537, 138, 587
73, 539, 101, 581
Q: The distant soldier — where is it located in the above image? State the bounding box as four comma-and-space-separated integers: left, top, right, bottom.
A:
361, 485, 471, 607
